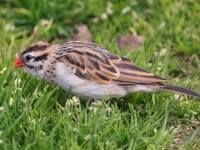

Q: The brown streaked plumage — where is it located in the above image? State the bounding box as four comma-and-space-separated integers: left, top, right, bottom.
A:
13, 41, 200, 100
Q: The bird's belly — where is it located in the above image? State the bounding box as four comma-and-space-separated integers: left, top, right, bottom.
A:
55, 62, 126, 100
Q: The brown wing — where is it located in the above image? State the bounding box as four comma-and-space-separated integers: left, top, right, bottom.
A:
58, 41, 166, 85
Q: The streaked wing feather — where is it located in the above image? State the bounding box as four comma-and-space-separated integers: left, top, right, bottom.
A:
59, 41, 166, 85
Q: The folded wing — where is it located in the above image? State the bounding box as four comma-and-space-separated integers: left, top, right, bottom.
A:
59, 41, 166, 85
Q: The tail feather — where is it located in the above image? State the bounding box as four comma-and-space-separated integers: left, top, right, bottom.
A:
160, 84, 200, 98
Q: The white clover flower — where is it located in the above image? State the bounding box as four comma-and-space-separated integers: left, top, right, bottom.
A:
88, 106, 97, 113
174, 93, 184, 101
0, 107, 5, 111
84, 134, 91, 141
0, 140, 3, 144
190, 110, 198, 115
0, 68, 7, 74
106, 2, 113, 14
103, 116, 109, 120
160, 48, 167, 56
31, 119, 36, 125
154, 51, 158, 57
153, 128, 157, 133
14, 79, 21, 87
0, 131, 3, 144
163, 130, 168, 136
157, 67, 162, 71
68, 112, 72, 116
28, 117, 36, 125
16, 88, 22, 91
15, 53, 19, 58
157, 62, 163, 71
92, 17, 99, 23
131, 11, 138, 19
9, 97, 14, 106
121, 6, 131, 14
158, 61, 163, 67
160, 22, 166, 28
148, 63, 152, 67
73, 128, 79, 133
40, 131, 46, 136
101, 13, 108, 20
21, 97, 27, 103
5, 23, 15, 31
129, 27, 137, 36
106, 107, 112, 112
66, 96, 79, 107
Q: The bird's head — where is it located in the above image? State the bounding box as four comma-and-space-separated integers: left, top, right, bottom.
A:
13, 41, 51, 78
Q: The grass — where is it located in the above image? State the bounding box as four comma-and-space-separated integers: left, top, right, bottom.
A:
0, 0, 200, 149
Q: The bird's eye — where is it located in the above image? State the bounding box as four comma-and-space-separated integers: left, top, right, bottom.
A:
25, 55, 33, 61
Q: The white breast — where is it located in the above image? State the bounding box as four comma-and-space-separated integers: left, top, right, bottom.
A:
55, 62, 127, 100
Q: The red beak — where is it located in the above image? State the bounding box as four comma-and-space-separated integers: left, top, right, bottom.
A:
13, 57, 25, 67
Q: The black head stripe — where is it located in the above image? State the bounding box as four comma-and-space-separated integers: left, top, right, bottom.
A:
35, 54, 49, 61
21, 45, 50, 55
26, 64, 43, 70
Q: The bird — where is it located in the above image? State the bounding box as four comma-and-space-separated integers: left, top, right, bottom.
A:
13, 41, 200, 100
